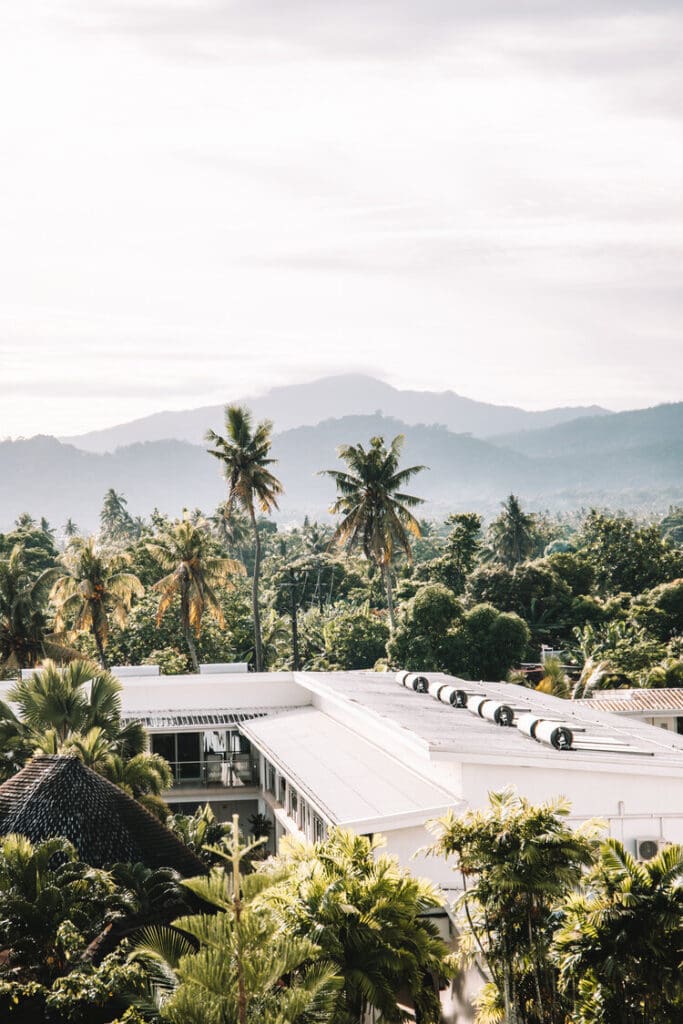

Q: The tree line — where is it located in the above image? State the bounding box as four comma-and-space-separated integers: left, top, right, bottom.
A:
1, 404, 682, 694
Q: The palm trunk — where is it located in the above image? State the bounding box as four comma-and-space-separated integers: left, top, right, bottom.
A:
180, 577, 200, 673
92, 625, 108, 669
249, 505, 263, 672
382, 564, 396, 632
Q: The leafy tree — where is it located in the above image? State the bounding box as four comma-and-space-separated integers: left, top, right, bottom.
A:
644, 656, 683, 689
545, 551, 595, 597
51, 537, 144, 668
206, 406, 284, 673
322, 606, 389, 670
448, 603, 530, 680
412, 513, 482, 596
659, 505, 683, 547
103, 587, 253, 673
571, 620, 665, 685
487, 494, 539, 568
322, 434, 425, 630
257, 829, 452, 1024
387, 584, 463, 671
0, 523, 59, 576
554, 839, 683, 1024
467, 562, 573, 651
580, 510, 682, 595
630, 577, 683, 642
428, 790, 600, 1024
146, 518, 245, 672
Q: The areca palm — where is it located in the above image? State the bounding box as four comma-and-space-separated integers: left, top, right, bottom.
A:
146, 518, 245, 673
554, 839, 683, 1024
322, 435, 425, 629
51, 536, 144, 668
206, 406, 283, 672
256, 829, 451, 1024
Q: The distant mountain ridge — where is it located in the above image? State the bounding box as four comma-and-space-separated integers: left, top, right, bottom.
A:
2, 403, 681, 532
61, 374, 610, 452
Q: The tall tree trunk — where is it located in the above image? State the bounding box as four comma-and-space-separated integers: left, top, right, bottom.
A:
249, 505, 263, 672
288, 567, 300, 671
180, 578, 200, 673
382, 563, 396, 632
92, 624, 108, 669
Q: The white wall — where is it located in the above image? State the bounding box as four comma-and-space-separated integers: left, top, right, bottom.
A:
461, 761, 683, 847
117, 673, 310, 714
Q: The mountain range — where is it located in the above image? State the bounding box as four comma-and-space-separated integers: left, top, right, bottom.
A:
61, 374, 609, 453
1, 376, 680, 532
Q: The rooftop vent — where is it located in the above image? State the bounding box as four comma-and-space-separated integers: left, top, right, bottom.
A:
199, 663, 249, 674
111, 665, 160, 678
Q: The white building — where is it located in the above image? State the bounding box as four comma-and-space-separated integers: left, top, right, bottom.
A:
106, 666, 683, 887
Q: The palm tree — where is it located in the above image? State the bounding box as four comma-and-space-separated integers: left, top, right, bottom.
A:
0, 545, 73, 672
146, 518, 245, 673
206, 406, 283, 672
488, 494, 538, 568
322, 435, 425, 630
50, 537, 144, 668
0, 833, 116, 982
554, 839, 683, 1024
99, 487, 135, 545
257, 828, 451, 1024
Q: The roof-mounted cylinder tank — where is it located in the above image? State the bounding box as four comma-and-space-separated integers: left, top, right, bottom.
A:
406, 673, 429, 693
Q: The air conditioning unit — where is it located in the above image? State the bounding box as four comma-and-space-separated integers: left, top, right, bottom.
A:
635, 837, 667, 862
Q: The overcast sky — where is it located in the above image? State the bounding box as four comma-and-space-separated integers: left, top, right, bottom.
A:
1, 1, 682, 438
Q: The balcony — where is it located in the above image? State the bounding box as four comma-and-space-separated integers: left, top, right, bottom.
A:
165, 754, 259, 789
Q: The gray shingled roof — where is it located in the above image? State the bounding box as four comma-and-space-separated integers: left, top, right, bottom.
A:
0, 756, 205, 876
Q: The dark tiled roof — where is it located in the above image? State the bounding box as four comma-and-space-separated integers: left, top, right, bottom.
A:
0, 756, 205, 877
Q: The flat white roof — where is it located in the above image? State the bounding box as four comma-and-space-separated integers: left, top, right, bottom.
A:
241, 706, 457, 831
294, 672, 683, 771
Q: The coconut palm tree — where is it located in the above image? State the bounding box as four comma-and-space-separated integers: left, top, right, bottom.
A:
0, 659, 145, 753
146, 518, 245, 673
488, 494, 538, 568
50, 537, 144, 668
322, 435, 425, 630
206, 407, 283, 672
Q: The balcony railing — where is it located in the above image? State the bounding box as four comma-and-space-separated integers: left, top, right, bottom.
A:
166, 755, 258, 789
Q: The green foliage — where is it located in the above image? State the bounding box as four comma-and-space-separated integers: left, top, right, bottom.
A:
467, 562, 573, 650
166, 804, 234, 868
580, 510, 682, 595
447, 603, 530, 680
487, 494, 540, 568
387, 583, 463, 671
554, 839, 683, 1024
256, 829, 453, 1024
322, 606, 390, 670
0, 834, 117, 982
428, 790, 601, 1024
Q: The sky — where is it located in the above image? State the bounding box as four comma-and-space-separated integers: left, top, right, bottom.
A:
1, 0, 682, 438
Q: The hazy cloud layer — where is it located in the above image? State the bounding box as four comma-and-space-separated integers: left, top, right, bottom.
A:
0, 0, 681, 436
